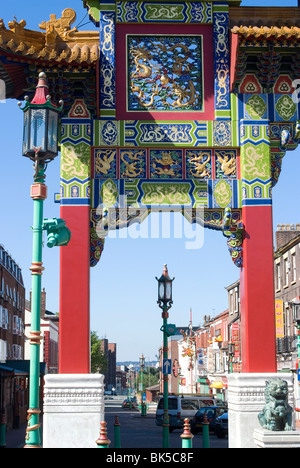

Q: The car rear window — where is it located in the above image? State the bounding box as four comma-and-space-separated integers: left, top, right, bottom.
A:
216, 408, 227, 417
157, 398, 178, 410
181, 400, 199, 410
199, 399, 214, 407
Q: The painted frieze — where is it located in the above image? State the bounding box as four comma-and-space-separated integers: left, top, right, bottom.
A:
75, 1, 300, 268
116, 1, 213, 24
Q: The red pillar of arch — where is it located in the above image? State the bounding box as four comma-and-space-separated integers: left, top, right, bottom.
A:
59, 205, 91, 374
240, 205, 277, 373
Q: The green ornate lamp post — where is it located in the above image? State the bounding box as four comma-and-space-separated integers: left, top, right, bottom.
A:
156, 264, 174, 449
177, 365, 181, 394
139, 354, 146, 416
291, 299, 300, 411
19, 72, 70, 448
228, 342, 235, 374
127, 366, 132, 409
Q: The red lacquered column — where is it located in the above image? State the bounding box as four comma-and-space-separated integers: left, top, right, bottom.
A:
240, 205, 277, 373
59, 205, 91, 374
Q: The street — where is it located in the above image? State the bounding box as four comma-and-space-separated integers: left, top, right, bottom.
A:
104, 397, 228, 449
3, 396, 228, 448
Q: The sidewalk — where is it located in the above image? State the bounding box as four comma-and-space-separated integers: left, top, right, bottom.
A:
3, 423, 27, 449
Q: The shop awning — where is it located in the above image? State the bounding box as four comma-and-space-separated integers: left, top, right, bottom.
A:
210, 381, 224, 389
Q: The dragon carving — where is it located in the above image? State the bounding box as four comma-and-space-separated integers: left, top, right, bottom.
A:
188, 152, 211, 178
129, 38, 200, 110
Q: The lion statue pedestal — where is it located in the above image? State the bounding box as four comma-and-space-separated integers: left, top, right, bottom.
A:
253, 378, 300, 448
227, 373, 297, 448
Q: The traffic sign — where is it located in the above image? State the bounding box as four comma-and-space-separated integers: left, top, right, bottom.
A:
163, 359, 171, 374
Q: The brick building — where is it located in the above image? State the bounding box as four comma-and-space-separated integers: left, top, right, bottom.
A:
274, 224, 300, 371
225, 223, 300, 373
0, 244, 26, 429
0, 245, 25, 362
24, 289, 59, 374
100, 339, 117, 391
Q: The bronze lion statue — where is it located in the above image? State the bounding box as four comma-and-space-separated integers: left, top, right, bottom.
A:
258, 378, 293, 431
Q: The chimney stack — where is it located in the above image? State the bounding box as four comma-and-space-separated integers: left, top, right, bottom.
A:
275, 224, 300, 250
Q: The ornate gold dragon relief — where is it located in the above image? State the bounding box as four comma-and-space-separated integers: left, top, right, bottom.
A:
120, 149, 146, 178
215, 150, 237, 178
150, 150, 182, 178
186, 150, 212, 178
128, 35, 203, 111
95, 149, 117, 177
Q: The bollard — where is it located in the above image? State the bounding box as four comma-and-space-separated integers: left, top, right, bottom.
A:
114, 415, 121, 448
142, 402, 147, 417
202, 413, 210, 448
96, 421, 111, 449
180, 418, 193, 449
0, 413, 6, 449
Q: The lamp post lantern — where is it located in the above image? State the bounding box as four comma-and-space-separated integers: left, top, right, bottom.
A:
156, 264, 174, 449
19, 72, 68, 448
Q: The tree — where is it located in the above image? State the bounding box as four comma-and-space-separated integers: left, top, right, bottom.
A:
91, 331, 107, 374
136, 366, 159, 390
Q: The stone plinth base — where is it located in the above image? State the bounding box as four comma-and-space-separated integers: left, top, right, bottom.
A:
227, 373, 294, 449
253, 428, 300, 448
43, 374, 105, 448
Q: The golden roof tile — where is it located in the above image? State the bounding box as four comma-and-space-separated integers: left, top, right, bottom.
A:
0, 8, 99, 65
231, 25, 300, 40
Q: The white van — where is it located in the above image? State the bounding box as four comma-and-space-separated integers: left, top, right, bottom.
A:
155, 395, 225, 431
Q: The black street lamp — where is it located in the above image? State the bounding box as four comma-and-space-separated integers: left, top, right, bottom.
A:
20, 72, 63, 178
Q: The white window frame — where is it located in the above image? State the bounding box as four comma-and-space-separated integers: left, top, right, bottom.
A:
291, 252, 297, 283
275, 260, 281, 291
2, 308, 8, 330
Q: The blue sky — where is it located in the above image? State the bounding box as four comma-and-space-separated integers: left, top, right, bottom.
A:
0, 0, 299, 361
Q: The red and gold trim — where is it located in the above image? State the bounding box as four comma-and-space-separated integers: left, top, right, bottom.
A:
24, 408, 41, 448
29, 331, 43, 346
30, 262, 44, 276
30, 183, 48, 200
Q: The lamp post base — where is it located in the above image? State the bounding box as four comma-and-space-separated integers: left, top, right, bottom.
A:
43, 374, 104, 448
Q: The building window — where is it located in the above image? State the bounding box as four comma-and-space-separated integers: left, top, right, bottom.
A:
1, 308, 8, 330
229, 291, 233, 314
13, 315, 18, 334
284, 257, 289, 287
0, 339, 7, 362
276, 262, 281, 290
234, 288, 239, 312
291, 253, 297, 283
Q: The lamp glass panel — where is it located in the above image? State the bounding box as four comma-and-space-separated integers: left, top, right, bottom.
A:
22, 110, 30, 155
165, 282, 172, 301
47, 110, 58, 154
30, 109, 46, 152
158, 282, 165, 301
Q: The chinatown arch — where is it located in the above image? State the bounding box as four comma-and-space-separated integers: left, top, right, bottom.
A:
1, 0, 300, 448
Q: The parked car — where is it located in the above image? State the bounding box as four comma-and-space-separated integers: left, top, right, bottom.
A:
190, 406, 227, 434
155, 395, 222, 432
214, 412, 228, 438
122, 397, 137, 409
